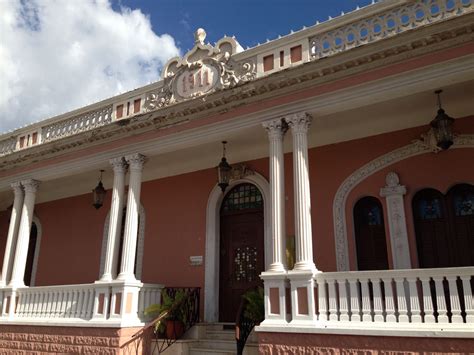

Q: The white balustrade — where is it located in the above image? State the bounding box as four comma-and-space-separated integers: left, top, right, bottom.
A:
310, 0, 474, 60
309, 267, 474, 330
0, 137, 16, 157
0, 282, 162, 324
41, 105, 113, 143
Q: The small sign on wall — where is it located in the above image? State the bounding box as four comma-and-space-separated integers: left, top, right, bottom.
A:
189, 256, 203, 266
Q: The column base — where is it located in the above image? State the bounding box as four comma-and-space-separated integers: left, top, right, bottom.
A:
260, 271, 289, 325
287, 269, 318, 323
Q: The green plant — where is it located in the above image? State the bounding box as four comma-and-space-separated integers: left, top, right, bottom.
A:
145, 289, 188, 333
242, 287, 264, 324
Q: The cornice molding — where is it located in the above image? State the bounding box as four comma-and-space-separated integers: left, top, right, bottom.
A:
332, 133, 474, 271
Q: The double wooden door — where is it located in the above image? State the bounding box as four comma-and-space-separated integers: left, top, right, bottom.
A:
219, 184, 264, 322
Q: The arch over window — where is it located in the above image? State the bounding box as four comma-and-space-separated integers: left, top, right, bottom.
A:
413, 184, 474, 268
100, 204, 146, 280
353, 196, 389, 270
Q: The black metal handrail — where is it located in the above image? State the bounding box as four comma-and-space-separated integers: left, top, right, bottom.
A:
235, 288, 261, 355
121, 287, 200, 355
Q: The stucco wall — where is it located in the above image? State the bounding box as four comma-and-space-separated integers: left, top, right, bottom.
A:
0, 117, 472, 289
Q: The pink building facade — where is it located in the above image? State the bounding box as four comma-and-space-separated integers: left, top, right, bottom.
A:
0, 1, 473, 353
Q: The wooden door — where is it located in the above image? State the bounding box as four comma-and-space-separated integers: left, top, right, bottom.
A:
219, 184, 264, 322
354, 196, 389, 270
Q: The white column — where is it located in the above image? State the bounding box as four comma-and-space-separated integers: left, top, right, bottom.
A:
117, 153, 146, 282
9, 179, 40, 288
380, 172, 412, 269
0, 182, 24, 287
99, 157, 127, 282
262, 118, 287, 272
286, 112, 316, 272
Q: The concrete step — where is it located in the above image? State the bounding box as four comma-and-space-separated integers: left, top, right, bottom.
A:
189, 348, 235, 355
206, 329, 235, 341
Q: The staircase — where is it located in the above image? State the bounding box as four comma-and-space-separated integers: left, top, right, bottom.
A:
152, 323, 258, 355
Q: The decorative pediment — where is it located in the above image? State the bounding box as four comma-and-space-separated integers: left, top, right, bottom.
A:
144, 29, 256, 112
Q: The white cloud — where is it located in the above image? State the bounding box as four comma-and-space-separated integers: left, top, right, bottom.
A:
0, 0, 180, 134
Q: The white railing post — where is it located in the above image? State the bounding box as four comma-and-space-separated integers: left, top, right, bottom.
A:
371, 278, 384, 322
446, 276, 463, 323
433, 276, 448, 323
420, 276, 435, 323
395, 277, 409, 323
338, 279, 349, 322
461, 275, 473, 322
383, 276, 396, 323
407, 276, 421, 323
360, 277, 372, 322
348, 278, 361, 322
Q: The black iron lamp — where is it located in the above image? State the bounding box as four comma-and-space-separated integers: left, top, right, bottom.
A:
92, 170, 106, 209
217, 141, 232, 193
430, 89, 454, 150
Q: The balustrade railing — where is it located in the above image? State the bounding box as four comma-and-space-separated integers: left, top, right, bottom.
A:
0, 137, 16, 156
41, 104, 113, 143
0, 282, 163, 324
310, 0, 473, 60
314, 267, 473, 327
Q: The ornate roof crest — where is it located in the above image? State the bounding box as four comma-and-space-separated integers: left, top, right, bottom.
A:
144, 28, 256, 112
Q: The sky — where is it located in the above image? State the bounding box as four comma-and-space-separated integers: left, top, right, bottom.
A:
0, 0, 375, 134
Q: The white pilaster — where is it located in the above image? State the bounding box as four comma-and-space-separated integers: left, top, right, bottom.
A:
286, 112, 316, 272
380, 172, 412, 269
117, 153, 146, 282
9, 179, 40, 288
0, 182, 24, 287
99, 158, 127, 282
262, 118, 287, 273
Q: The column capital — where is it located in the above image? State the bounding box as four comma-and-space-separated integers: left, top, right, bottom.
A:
262, 118, 287, 139
286, 112, 312, 134
380, 172, 406, 197
125, 154, 146, 171
21, 179, 40, 194
10, 182, 23, 195
110, 157, 127, 173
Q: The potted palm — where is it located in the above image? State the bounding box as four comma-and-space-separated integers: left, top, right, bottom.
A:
145, 289, 187, 339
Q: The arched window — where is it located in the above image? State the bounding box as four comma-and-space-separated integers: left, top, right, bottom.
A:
413, 189, 449, 268
353, 196, 389, 270
24, 219, 41, 286
447, 184, 474, 266
413, 184, 474, 268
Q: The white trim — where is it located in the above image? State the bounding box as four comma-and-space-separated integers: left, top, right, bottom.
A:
204, 173, 270, 322
29, 216, 42, 287
333, 134, 474, 271
99, 204, 146, 280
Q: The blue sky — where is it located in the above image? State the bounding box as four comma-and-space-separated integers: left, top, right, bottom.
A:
112, 0, 375, 52
1, 0, 375, 133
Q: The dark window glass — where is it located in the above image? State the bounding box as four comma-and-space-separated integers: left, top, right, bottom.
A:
221, 183, 263, 212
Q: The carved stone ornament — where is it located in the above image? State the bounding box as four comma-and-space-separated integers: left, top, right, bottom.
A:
144, 29, 256, 112
229, 164, 255, 181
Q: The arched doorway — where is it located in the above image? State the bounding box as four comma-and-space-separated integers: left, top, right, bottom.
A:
219, 183, 265, 322
413, 184, 474, 268
353, 196, 389, 270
